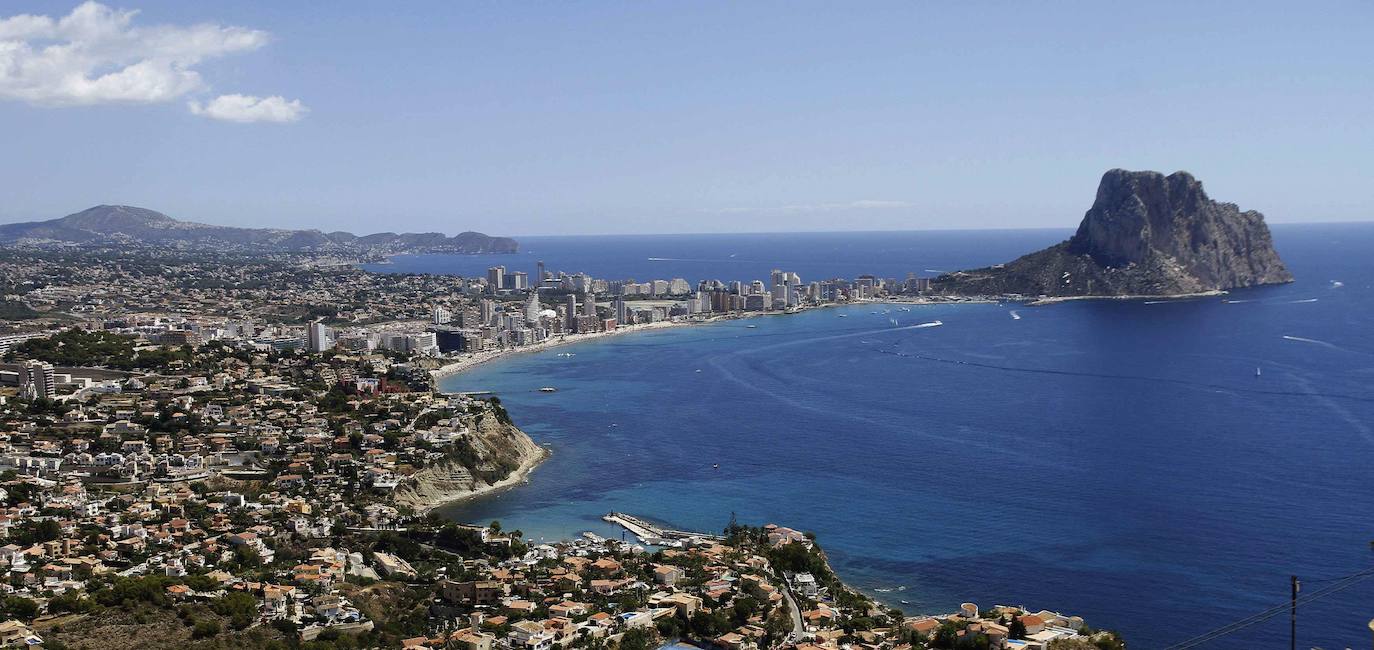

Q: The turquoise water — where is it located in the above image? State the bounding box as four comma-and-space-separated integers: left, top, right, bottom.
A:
427, 224, 1374, 648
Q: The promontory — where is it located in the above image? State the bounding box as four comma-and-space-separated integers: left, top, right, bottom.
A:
934, 169, 1293, 297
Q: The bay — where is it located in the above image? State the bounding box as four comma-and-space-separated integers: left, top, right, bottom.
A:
383, 224, 1374, 648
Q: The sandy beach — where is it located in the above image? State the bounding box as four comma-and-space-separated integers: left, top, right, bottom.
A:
430, 318, 703, 381
429, 299, 986, 383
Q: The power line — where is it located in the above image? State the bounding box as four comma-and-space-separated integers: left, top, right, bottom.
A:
1164, 567, 1374, 649
1166, 570, 1374, 649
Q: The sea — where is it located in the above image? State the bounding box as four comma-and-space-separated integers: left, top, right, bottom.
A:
363, 224, 1374, 648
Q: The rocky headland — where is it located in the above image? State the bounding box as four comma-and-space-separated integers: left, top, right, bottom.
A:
392, 401, 548, 513
934, 169, 1293, 297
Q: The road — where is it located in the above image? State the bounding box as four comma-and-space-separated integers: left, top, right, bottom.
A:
776, 568, 805, 642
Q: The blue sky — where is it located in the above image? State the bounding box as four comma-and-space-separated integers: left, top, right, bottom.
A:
1, 1, 1371, 236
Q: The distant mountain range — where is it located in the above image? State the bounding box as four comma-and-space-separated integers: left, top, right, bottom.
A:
934, 169, 1292, 297
0, 205, 518, 254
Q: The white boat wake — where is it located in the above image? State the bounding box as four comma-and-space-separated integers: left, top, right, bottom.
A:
914, 320, 943, 328
1289, 298, 1319, 303
1282, 335, 1340, 351
1009, 310, 1021, 320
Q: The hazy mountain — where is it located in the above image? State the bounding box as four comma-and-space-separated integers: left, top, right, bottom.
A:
934, 169, 1292, 297
0, 205, 518, 254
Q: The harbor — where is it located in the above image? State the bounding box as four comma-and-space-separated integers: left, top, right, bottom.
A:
602, 511, 725, 546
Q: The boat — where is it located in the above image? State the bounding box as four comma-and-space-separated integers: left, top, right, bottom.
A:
712, 463, 719, 469
746, 324, 757, 329
837, 314, 847, 318
1255, 367, 1261, 378
539, 386, 558, 392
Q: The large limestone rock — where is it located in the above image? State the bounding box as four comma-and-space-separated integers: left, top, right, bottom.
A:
935, 169, 1292, 297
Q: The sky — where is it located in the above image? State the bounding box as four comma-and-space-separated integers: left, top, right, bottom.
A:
1, 1, 1371, 237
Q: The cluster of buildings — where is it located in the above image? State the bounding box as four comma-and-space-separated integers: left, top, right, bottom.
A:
0, 331, 549, 645
2, 248, 951, 367
0, 248, 1115, 649
431, 262, 939, 356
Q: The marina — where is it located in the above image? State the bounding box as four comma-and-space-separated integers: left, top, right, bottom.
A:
602, 511, 725, 546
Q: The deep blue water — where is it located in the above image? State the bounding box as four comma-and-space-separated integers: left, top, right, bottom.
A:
417, 224, 1372, 648
359, 229, 1074, 283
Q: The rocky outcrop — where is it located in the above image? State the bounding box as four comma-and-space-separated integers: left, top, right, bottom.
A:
934, 169, 1292, 297
392, 405, 547, 512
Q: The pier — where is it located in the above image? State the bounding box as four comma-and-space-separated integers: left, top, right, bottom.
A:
602, 512, 724, 544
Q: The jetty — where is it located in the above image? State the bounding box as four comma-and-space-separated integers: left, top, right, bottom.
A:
603, 512, 724, 545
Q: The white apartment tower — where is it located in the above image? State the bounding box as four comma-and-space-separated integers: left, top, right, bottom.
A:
307, 321, 333, 353
19, 359, 55, 400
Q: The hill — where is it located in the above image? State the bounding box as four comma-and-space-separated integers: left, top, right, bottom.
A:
0, 205, 517, 254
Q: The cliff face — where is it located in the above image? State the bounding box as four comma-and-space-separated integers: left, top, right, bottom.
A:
934, 170, 1292, 297
392, 406, 547, 512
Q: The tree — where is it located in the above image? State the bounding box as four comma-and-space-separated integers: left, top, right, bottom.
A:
211, 591, 260, 629
192, 619, 222, 639
0, 596, 39, 621
1009, 617, 1027, 640
617, 627, 655, 650
764, 604, 793, 643
47, 591, 97, 615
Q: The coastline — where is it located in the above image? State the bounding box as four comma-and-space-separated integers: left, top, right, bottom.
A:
430, 297, 999, 384
1025, 289, 1227, 306
397, 445, 552, 514
430, 319, 700, 382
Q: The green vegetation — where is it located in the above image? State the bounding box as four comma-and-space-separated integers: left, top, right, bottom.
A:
0, 300, 43, 320
211, 592, 260, 630
8, 518, 62, 545
5, 327, 192, 370
617, 628, 656, 650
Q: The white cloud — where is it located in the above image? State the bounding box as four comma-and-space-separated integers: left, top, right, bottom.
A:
189, 94, 306, 123
0, 1, 304, 121
708, 200, 913, 215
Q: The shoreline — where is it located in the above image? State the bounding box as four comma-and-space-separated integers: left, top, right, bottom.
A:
398, 446, 553, 515
430, 319, 701, 382
430, 298, 999, 384
1024, 289, 1227, 306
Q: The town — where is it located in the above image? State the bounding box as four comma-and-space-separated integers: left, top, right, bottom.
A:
0, 248, 1120, 649
2, 247, 962, 362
